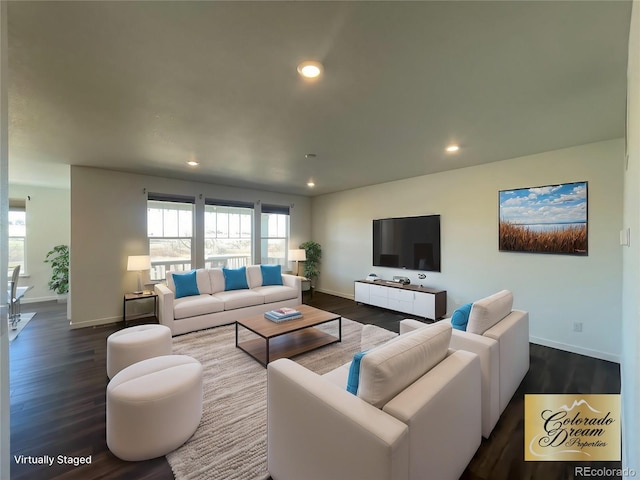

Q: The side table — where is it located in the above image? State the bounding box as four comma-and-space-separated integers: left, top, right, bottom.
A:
123, 291, 158, 327
300, 278, 312, 300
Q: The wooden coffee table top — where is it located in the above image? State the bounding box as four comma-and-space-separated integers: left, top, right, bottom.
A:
236, 304, 340, 339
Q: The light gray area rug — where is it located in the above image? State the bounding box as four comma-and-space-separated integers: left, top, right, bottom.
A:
9, 312, 36, 342
167, 318, 397, 480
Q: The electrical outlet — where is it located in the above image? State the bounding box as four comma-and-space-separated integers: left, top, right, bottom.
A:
573, 322, 583, 333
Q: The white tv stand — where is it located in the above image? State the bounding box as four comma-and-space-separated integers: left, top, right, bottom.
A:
354, 280, 447, 320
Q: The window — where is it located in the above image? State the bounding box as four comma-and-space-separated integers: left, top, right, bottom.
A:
260, 204, 290, 267
147, 195, 195, 281
9, 199, 26, 272
205, 200, 254, 268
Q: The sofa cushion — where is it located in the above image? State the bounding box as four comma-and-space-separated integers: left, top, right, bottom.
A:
172, 270, 200, 299
260, 264, 283, 286
358, 322, 452, 408
451, 303, 473, 331
194, 269, 213, 295
208, 268, 226, 293
252, 285, 298, 303
245, 265, 263, 289
213, 290, 264, 310
174, 294, 225, 320
223, 266, 249, 291
466, 290, 513, 335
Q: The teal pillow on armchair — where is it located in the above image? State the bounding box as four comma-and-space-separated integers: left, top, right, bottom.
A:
451, 303, 473, 331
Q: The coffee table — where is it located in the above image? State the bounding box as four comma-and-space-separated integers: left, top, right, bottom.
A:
235, 305, 342, 367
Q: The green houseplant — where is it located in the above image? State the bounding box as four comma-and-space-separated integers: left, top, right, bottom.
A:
299, 241, 321, 286
44, 244, 69, 295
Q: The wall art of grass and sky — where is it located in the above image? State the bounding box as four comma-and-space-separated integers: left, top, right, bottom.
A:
499, 182, 587, 255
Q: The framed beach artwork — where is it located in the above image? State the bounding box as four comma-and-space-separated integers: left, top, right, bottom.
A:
498, 181, 588, 255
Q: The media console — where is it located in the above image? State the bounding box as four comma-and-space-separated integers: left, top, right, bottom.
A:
354, 280, 447, 320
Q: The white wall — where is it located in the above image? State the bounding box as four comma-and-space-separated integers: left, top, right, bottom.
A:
70, 166, 311, 328
621, 0, 640, 473
312, 139, 624, 361
8, 184, 70, 303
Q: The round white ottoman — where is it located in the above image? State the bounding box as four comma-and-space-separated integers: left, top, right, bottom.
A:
106, 354, 203, 461
106, 324, 172, 379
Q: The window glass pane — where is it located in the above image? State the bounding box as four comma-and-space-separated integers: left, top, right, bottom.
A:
8, 238, 25, 270
8, 210, 26, 270
8, 211, 25, 237
147, 208, 163, 237
204, 204, 253, 268
179, 210, 193, 237
149, 239, 192, 281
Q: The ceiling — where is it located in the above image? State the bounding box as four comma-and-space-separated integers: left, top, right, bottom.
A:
7, 1, 632, 196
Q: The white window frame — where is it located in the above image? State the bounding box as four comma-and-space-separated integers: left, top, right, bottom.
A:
260, 204, 290, 267
204, 199, 254, 268
8, 199, 26, 273
147, 194, 195, 281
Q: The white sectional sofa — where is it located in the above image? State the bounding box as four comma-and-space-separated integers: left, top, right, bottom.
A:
267, 323, 482, 480
155, 265, 301, 336
400, 289, 529, 438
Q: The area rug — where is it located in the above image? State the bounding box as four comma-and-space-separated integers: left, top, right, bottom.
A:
8, 312, 36, 342
166, 318, 397, 480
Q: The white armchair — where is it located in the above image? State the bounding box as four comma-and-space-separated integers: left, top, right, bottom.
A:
400, 289, 529, 438
267, 323, 482, 480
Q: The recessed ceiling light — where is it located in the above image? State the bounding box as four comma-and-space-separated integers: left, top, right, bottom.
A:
297, 61, 323, 79
186, 160, 199, 167
307, 181, 315, 188
446, 144, 460, 153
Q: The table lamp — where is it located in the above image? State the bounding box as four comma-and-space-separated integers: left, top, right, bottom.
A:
288, 249, 306, 277
127, 255, 151, 294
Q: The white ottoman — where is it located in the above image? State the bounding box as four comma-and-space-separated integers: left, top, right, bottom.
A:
106, 324, 172, 379
106, 354, 203, 461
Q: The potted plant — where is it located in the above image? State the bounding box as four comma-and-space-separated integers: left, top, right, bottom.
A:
299, 241, 321, 287
45, 244, 69, 301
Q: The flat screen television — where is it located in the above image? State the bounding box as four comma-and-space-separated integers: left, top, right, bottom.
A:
373, 214, 441, 272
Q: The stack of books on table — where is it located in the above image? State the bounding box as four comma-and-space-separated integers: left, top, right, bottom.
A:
264, 307, 302, 322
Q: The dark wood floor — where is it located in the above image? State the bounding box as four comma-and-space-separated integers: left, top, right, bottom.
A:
9, 292, 621, 479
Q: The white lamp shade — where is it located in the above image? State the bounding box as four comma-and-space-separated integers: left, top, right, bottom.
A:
127, 255, 151, 271
289, 249, 307, 262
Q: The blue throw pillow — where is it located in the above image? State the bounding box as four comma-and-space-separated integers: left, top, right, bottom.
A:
173, 270, 200, 299
451, 302, 473, 331
346, 351, 368, 395
260, 264, 283, 286
223, 266, 249, 291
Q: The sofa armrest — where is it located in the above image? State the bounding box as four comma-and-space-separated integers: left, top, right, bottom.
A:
447, 329, 500, 438
154, 284, 176, 335
383, 350, 481, 480
484, 310, 529, 413
267, 358, 409, 480
281, 273, 301, 290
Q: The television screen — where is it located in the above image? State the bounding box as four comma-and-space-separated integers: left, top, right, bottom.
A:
373, 215, 441, 272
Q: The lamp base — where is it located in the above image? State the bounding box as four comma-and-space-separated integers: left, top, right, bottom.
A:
135, 272, 144, 295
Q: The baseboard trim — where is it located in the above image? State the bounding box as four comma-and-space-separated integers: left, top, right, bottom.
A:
529, 336, 620, 364
21, 295, 58, 304
70, 316, 121, 330
313, 288, 354, 300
